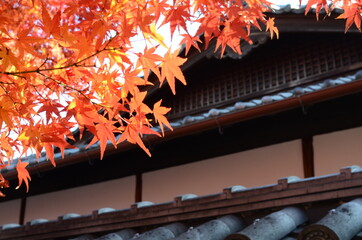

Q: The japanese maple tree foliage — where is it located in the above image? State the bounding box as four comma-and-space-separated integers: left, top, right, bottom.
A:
0, 0, 360, 195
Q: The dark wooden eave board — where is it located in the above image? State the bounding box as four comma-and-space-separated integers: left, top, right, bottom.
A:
273, 13, 350, 32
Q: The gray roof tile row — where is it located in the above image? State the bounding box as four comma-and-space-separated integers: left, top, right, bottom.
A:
271, 4, 344, 15
2, 166, 362, 239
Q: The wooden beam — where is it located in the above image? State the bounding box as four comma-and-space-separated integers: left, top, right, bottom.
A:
19, 197, 27, 225
302, 136, 315, 178
135, 173, 142, 203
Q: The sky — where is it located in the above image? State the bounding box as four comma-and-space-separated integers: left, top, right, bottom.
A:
271, 0, 302, 6
129, 0, 307, 56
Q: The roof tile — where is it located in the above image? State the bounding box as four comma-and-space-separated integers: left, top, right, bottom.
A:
174, 215, 244, 240
134, 223, 187, 240
94, 229, 136, 240
29, 218, 48, 225
97, 208, 116, 215
300, 198, 362, 240
62, 213, 81, 220
69, 234, 94, 240
226, 207, 307, 240
1, 223, 21, 230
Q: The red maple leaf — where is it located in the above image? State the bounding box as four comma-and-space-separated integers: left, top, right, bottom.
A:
16, 161, 31, 192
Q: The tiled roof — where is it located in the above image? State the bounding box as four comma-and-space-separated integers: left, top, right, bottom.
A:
271, 4, 344, 14
2, 166, 362, 240
3, 69, 362, 175
165, 70, 362, 129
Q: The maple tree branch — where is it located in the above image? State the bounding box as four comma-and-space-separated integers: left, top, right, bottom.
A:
12, 74, 27, 79
38, 57, 50, 70
30, 84, 48, 101
37, 72, 110, 109
3, 62, 96, 75
38, 72, 87, 94
0, 81, 15, 84
2, 38, 121, 77
0, 85, 13, 101
4, 50, 118, 75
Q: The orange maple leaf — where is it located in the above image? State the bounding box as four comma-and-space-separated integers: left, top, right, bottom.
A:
136, 47, 162, 81
117, 120, 152, 157
86, 121, 118, 160
305, 0, 329, 19
16, 161, 31, 192
37, 101, 64, 123
266, 18, 279, 39
153, 100, 173, 136
0, 174, 9, 197
41, 3, 61, 37
180, 33, 202, 55
337, 3, 362, 32
215, 19, 251, 57
196, 8, 221, 50
163, 5, 192, 36
128, 89, 152, 114
160, 49, 187, 95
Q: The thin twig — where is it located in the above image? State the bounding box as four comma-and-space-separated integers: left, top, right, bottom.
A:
30, 84, 47, 101
3, 36, 121, 76
38, 72, 110, 109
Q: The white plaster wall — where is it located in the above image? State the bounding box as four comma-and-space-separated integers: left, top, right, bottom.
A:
143, 140, 304, 203
25, 176, 135, 222
314, 127, 362, 176
0, 199, 21, 226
